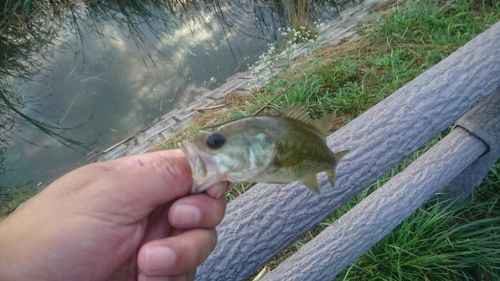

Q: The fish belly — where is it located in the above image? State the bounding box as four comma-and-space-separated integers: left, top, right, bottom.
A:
248, 157, 333, 184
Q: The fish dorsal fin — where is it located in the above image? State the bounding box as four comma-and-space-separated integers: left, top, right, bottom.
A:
283, 105, 314, 126
315, 112, 334, 136
283, 105, 334, 135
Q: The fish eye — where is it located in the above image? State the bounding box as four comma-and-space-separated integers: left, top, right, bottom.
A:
206, 133, 225, 149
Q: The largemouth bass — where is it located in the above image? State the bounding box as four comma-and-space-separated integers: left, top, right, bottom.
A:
180, 106, 348, 194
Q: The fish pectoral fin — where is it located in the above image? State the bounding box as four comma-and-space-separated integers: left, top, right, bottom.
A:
302, 175, 321, 194
326, 169, 336, 187
249, 131, 276, 169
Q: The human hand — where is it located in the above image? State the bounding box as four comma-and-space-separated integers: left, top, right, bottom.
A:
0, 149, 227, 281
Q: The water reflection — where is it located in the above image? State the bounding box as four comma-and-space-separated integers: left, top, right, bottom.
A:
0, 0, 345, 188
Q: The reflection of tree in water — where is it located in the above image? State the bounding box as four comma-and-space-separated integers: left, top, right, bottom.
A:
0, 1, 85, 152
0, 0, 356, 159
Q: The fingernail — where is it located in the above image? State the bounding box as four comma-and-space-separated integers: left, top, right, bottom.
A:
138, 272, 170, 281
171, 204, 201, 226
208, 181, 229, 199
144, 246, 176, 273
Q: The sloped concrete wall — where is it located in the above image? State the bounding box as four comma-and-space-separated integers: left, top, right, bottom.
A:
196, 22, 500, 281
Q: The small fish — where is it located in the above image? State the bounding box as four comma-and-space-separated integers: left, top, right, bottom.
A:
180, 105, 348, 194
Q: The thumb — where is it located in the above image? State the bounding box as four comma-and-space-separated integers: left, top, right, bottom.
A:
101, 149, 194, 211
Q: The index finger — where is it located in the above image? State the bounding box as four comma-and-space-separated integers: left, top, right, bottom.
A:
107, 149, 228, 198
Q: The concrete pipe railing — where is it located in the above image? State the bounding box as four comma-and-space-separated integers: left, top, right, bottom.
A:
261, 90, 499, 281
196, 22, 500, 281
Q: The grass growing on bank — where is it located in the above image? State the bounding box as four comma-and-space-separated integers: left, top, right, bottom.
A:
256, 0, 499, 118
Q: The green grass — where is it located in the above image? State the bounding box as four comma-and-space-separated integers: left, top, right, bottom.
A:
0, 185, 40, 218
235, 0, 499, 121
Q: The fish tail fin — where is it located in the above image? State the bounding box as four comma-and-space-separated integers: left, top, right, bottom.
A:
303, 175, 321, 194
327, 150, 349, 188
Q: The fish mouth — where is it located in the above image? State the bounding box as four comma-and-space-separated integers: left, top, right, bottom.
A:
180, 140, 222, 193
